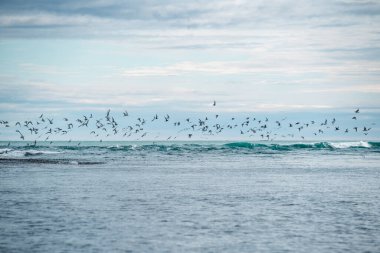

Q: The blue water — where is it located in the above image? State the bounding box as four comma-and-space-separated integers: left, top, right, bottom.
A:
1, 141, 380, 252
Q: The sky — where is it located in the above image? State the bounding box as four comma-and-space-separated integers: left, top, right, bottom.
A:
0, 0, 379, 141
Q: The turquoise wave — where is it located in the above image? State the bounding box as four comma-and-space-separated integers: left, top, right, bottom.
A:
1, 141, 378, 165
224, 141, 376, 150
1, 141, 378, 156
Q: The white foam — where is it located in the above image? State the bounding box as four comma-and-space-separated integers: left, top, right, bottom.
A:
0, 150, 24, 157
108, 144, 121, 149
329, 141, 371, 149
24, 150, 62, 156
0, 148, 12, 154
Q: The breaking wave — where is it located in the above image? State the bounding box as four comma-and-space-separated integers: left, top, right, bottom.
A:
0, 149, 62, 157
1, 141, 378, 155
224, 141, 375, 150
1, 141, 378, 166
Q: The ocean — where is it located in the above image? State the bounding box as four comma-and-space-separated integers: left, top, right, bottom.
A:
1, 141, 380, 252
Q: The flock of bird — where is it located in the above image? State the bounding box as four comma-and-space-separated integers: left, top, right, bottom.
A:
0, 102, 375, 145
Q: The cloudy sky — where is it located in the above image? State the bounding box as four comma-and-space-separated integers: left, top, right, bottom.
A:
0, 0, 379, 140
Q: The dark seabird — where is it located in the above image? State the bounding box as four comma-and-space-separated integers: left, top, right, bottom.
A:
16, 130, 24, 140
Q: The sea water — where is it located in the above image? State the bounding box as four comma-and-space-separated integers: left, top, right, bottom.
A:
1, 141, 380, 252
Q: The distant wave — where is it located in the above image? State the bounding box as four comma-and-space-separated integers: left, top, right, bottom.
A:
24, 150, 62, 156
103, 141, 378, 151
0, 148, 12, 154
1, 141, 378, 166
0, 149, 62, 157
1, 141, 378, 158
328, 141, 372, 149
224, 141, 376, 150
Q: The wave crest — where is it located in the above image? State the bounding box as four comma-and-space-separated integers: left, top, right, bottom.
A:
223, 141, 373, 150
328, 141, 371, 149
1, 141, 377, 159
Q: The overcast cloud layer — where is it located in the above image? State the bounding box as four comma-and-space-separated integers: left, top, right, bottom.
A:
0, 0, 380, 120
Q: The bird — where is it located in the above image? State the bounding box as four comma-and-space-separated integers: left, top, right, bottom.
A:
1, 105, 370, 143
16, 130, 24, 140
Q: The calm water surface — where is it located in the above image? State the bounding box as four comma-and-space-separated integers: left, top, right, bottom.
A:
1, 141, 380, 252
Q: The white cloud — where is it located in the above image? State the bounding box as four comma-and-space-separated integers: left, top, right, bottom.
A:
122, 61, 248, 76
20, 63, 80, 75
0, 13, 106, 27
0, 0, 379, 117
301, 85, 380, 93
122, 60, 380, 77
